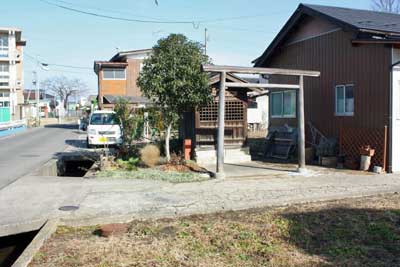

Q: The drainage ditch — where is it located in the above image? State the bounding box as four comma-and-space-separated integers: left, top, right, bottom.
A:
35, 152, 98, 177
60, 159, 95, 177
0, 230, 38, 267
1, 154, 98, 266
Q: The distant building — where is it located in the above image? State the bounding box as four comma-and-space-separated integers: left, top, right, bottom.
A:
241, 76, 269, 131
23, 89, 56, 118
94, 49, 152, 110
0, 27, 26, 122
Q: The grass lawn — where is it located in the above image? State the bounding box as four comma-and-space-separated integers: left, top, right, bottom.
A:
30, 194, 400, 267
95, 168, 210, 183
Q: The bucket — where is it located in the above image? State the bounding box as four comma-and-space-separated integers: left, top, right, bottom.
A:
360, 155, 371, 171
373, 166, 383, 174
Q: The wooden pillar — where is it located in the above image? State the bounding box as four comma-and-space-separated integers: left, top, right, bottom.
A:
298, 75, 306, 172
216, 71, 226, 178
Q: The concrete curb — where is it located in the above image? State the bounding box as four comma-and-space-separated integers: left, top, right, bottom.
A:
0, 219, 47, 238
59, 189, 400, 228
12, 219, 59, 267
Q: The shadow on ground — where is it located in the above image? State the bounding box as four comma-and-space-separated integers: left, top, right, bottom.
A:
282, 207, 400, 266
44, 124, 78, 130
224, 163, 296, 173
65, 139, 87, 148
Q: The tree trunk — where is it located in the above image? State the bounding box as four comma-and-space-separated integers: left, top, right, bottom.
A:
165, 122, 172, 161
64, 95, 69, 109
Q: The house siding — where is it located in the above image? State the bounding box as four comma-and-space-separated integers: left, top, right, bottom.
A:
264, 29, 391, 140
126, 59, 143, 97
98, 70, 127, 96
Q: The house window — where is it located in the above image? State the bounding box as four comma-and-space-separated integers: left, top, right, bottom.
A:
0, 101, 9, 107
0, 35, 8, 57
103, 68, 126, 80
335, 85, 354, 116
0, 63, 9, 79
271, 90, 296, 118
0, 63, 9, 72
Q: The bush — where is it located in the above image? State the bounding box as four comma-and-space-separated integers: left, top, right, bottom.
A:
116, 157, 140, 171
140, 144, 161, 167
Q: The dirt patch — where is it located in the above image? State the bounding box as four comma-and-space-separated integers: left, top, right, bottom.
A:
158, 161, 208, 174
30, 194, 400, 267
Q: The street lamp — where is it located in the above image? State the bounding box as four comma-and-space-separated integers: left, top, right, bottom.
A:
32, 61, 49, 126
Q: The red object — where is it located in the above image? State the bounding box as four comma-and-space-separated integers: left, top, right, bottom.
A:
99, 223, 129, 237
184, 139, 192, 160
360, 145, 375, 157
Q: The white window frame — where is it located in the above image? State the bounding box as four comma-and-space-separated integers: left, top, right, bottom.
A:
0, 35, 8, 58
270, 90, 297, 119
0, 35, 8, 49
102, 68, 126, 80
0, 63, 9, 80
335, 84, 354, 116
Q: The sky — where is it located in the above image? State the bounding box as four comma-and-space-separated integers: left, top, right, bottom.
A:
1, 0, 370, 95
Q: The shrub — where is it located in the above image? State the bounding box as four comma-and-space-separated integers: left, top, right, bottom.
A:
116, 157, 140, 171
140, 145, 161, 167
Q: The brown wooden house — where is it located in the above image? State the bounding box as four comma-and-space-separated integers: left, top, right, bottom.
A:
180, 73, 259, 157
94, 49, 152, 110
253, 4, 400, 172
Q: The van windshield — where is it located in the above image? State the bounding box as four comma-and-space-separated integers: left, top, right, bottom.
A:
90, 113, 119, 125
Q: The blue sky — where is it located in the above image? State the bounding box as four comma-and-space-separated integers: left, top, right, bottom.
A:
1, 0, 369, 94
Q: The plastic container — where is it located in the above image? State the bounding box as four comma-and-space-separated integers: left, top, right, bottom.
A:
360, 155, 371, 171
373, 166, 383, 174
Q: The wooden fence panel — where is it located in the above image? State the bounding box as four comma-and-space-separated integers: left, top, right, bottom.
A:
339, 126, 387, 171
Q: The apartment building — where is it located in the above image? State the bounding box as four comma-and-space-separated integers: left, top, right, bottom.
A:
0, 27, 26, 122
94, 49, 152, 110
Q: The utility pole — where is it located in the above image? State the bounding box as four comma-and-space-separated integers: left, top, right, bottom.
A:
204, 28, 208, 56
30, 56, 49, 127
32, 71, 40, 126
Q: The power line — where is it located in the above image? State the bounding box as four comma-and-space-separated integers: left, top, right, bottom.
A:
51, 0, 168, 21
38, 0, 274, 29
24, 52, 92, 71
25, 67, 92, 75
47, 63, 92, 70
38, 0, 199, 27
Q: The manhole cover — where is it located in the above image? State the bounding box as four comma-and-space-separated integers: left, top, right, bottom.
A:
58, 205, 79, 211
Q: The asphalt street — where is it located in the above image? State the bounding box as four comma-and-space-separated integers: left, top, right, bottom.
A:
0, 124, 78, 190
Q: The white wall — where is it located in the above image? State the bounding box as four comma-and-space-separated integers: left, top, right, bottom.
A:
391, 48, 400, 172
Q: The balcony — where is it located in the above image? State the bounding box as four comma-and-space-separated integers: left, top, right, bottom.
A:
0, 50, 22, 62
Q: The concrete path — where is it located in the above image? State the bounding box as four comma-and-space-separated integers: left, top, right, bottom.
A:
1, 170, 400, 236
0, 124, 79, 190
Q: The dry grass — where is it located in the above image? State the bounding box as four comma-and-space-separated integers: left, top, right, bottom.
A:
30, 194, 400, 267
140, 145, 161, 168
96, 168, 209, 183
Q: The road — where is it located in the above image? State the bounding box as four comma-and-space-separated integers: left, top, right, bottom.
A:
0, 124, 78, 190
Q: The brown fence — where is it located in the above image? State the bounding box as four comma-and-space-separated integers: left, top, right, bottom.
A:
339, 126, 388, 171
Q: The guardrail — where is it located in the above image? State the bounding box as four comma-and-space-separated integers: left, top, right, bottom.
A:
0, 119, 27, 131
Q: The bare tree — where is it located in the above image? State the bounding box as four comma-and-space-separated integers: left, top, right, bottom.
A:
41, 76, 88, 109
372, 0, 400, 13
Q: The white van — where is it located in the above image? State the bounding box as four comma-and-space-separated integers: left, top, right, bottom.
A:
87, 110, 122, 148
